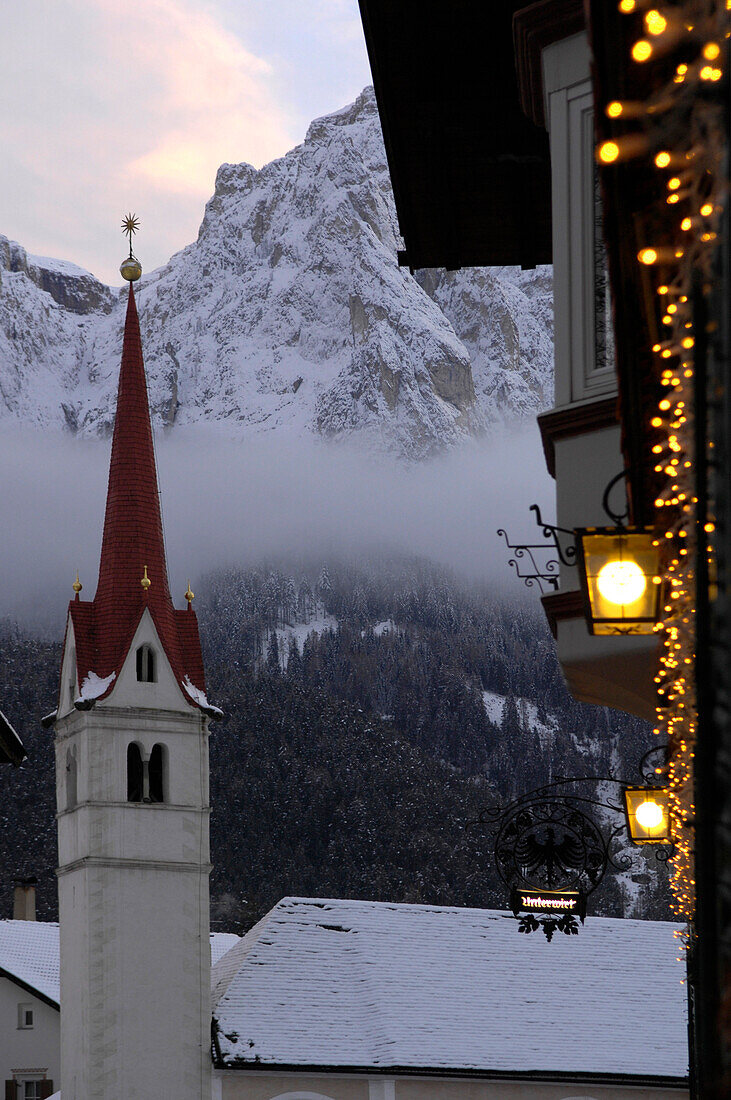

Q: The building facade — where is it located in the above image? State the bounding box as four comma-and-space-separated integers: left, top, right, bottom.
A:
0, 920, 59, 1100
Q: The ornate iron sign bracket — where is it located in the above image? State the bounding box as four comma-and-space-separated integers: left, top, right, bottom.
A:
473, 746, 673, 940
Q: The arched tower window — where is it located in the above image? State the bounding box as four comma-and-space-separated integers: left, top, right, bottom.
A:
66, 747, 77, 810
127, 743, 143, 802
136, 644, 156, 683
149, 743, 167, 803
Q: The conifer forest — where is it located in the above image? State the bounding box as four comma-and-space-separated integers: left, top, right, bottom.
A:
0, 554, 671, 929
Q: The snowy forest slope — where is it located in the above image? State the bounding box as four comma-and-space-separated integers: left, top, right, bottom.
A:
0, 556, 669, 929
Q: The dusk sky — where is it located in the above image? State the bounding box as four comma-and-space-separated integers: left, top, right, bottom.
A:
1, 0, 372, 285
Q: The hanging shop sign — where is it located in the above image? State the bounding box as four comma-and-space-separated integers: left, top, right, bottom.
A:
510, 887, 586, 921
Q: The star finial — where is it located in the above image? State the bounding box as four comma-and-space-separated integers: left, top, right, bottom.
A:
121, 213, 140, 255
120, 213, 142, 281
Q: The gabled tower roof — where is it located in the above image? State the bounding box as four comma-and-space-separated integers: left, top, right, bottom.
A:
67, 284, 209, 711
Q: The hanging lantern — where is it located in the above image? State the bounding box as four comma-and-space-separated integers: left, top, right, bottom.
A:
624, 787, 671, 844
575, 527, 662, 634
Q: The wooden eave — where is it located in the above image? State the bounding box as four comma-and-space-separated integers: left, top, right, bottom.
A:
357, 0, 552, 270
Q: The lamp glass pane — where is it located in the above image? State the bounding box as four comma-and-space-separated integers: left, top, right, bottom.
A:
580, 530, 660, 634
624, 787, 670, 844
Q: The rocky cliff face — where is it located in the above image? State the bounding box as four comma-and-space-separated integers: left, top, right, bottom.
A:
0, 88, 553, 457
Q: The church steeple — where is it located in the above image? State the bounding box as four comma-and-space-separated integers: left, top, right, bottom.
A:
54, 218, 213, 1100
65, 222, 210, 713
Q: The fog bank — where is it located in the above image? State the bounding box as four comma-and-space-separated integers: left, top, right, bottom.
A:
0, 425, 554, 633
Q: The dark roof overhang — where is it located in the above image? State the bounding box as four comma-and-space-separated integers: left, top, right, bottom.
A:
357, 0, 553, 270
217, 1058, 688, 1089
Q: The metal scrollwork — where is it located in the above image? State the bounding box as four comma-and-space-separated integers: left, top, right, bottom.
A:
497, 504, 576, 594
518, 912, 580, 941
638, 744, 670, 787
601, 469, 631, 528
495, 798, 608, 895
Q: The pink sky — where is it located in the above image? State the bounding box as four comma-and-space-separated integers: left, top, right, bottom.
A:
0, 0, 371, 284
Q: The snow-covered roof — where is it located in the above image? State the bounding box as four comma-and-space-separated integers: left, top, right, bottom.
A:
212, 897, 688, 1082
0, 922, 238, 1005
211, 932, 240, 966
0, 920, 60, 1003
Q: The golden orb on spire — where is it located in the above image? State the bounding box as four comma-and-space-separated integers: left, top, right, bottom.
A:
120, 212, 142, 281
184, 580, 195, 605
72, 570, 82, 595
141, 565, 151, 591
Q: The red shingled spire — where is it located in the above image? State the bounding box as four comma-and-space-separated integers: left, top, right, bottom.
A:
95, 283, 172, 636
67, 284, 208, 710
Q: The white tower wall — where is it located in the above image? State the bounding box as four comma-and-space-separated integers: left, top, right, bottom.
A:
55, 630, 211, 1100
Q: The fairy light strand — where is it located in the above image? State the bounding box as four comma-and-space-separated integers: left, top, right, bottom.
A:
600, 0, 729, 949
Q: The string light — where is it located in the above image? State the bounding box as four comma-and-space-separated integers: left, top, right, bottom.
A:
633, 39, 655, 60
646, 9, 669, 34
596, 0, 729, 941
599, 141, 620, 163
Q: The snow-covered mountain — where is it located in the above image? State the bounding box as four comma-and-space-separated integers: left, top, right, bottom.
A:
0, 87, 553, 458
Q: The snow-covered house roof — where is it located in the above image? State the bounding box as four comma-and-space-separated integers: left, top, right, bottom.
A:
212, 897, 689, 1086
211, 932, 240, 966
0, 920, 60, 1004
0, 921, 239, 1007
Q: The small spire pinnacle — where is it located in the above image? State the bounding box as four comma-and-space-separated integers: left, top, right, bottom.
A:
185, 580, 195, 607
120, 212, 142, 282
72, 570, 82, 598
141, 565, 151, 592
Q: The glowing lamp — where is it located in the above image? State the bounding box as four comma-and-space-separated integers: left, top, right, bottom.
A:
624, 787, 671, 844
575, 528, 662, 634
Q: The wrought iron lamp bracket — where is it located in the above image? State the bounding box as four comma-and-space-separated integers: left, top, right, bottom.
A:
601, 469, 631, 528
497, 504, 577, 594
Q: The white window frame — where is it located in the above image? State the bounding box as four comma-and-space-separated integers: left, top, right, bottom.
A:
17, 1003, 34, 1029
544, 31, 618, 408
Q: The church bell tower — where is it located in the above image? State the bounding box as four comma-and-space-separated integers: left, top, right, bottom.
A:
52, 220, 217, 1100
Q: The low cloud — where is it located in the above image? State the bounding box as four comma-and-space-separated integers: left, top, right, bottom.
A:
1, 426, 554, 634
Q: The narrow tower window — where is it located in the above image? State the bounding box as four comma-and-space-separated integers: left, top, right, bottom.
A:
67, 647, 76, 707
136, 644, 156, 683
127, 743, 143, 802
66, 748, 77, 810
149, 743, 167, 803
